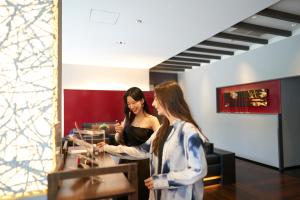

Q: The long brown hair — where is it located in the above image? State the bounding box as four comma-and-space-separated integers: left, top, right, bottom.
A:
152, 81, 206, 155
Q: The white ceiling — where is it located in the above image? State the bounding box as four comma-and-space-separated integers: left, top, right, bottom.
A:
62, 0, 279, 69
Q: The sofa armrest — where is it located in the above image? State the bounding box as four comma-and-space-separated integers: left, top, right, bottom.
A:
204, 142, 214, 154
214, 148, 236, 184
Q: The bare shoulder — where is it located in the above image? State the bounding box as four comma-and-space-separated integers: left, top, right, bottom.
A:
149, 115, 160, 130
144, 113, 160, 130
147, 114, 158, 123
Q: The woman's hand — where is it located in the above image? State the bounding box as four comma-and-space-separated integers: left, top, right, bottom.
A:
114, 121, 124, 134
144, 177, 154, 190
96, 142, 106, 152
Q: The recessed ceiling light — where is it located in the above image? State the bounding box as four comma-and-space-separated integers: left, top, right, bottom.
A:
291, 23, 296, 27
251, 15, 257, 19
116, 41, 126, 45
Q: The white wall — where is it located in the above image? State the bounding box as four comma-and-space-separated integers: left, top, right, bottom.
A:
63, 64, 150, 90
179, 34, 300, 168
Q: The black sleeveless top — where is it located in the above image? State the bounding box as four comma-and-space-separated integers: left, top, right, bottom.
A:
123, 125, 153, 146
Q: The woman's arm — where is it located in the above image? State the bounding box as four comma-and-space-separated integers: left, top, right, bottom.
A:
103, 130, 156, 160
104, 144, 149, 160
151, 125, 207, 189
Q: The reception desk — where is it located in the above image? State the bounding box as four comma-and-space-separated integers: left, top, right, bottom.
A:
48, 147, 138, 200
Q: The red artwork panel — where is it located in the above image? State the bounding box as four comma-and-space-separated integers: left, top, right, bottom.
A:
64, 89, 154, 136
217, 80, 281, 114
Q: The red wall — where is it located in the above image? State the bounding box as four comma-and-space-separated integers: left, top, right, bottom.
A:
64, 89, 154, 135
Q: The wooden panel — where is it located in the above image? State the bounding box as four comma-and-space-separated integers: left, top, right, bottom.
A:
48, 147, 138, 200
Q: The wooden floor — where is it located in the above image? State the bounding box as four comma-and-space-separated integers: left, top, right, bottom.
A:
204, 158, 300, 200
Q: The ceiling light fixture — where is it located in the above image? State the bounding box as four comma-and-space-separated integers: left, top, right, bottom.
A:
116, 41, 126, 45
136, 19, 143, 23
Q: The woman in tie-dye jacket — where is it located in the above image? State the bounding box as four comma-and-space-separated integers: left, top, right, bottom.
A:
99, 81, 208, 200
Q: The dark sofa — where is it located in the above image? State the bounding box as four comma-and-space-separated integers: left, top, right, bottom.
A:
204, 143, 236, 186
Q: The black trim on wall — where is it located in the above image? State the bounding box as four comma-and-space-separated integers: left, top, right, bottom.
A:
278, 114, 284, 172
236, 156, 279, 170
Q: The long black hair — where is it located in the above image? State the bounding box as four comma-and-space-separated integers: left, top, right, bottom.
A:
123, 87, 150, 126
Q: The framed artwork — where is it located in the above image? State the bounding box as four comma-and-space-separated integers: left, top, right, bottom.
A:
217, 80, 281, 114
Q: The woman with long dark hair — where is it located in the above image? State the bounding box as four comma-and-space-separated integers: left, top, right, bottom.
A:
113, 87, 160, 200
99, 81, 207, 200
114, 87, 160, 146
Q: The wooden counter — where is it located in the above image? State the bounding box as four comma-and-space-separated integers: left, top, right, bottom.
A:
48, 147, 137, 200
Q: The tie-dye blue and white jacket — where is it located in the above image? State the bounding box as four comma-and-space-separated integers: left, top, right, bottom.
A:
104, 120, 208, 200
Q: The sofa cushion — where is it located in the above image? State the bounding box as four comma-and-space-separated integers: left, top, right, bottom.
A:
206, 153, 221, 165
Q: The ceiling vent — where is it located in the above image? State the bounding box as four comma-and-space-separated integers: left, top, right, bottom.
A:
89, 9, 119, 25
